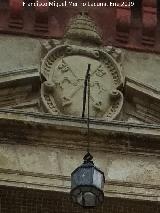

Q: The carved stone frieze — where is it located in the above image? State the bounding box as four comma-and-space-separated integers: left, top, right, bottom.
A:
40, 13, 124, 120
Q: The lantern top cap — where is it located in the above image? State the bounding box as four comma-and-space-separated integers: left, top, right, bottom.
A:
83, 152, 93, 164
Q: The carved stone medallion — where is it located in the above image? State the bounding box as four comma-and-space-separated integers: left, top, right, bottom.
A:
40, 13, 124, 120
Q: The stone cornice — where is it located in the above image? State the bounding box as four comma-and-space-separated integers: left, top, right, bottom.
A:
0, 66, 39, 87
0, 167, 159, 202
0, 109, 160, 156
125, 77, 160, 124
125, 77, 160, 100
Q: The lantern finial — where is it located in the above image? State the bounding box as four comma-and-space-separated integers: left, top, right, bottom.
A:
83, 152, 93, 164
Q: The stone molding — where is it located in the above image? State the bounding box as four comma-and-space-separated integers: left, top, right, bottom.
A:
0, 109, 160, 156
0, 66, 39, 87
125, 77, 160, 99
0, 168, 159, 202
124, 77, 160, 124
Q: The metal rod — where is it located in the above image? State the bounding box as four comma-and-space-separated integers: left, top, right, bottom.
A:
82, 64, 91, 118
87, 66, 90, 153
82, 64, 91, 153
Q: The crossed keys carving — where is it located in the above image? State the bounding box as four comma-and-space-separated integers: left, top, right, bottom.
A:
56, 59, 107, 108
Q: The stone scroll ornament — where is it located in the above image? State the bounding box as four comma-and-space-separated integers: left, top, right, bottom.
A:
40, 12, 124, 120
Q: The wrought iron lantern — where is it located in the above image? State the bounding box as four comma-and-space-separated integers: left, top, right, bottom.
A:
70, 64, 105, 207
70, 152, 105, 207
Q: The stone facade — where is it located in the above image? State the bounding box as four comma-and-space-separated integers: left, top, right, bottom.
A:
0, 1, 160, 212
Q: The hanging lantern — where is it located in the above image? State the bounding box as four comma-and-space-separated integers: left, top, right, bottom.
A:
70, 152, 105, 207
70, 64, 105, 207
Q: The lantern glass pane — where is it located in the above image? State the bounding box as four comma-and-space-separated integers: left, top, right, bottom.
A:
93, 169, 104, 189
77, 192, 83, 206
83, 192, 96, 207
71, 174, 77, 189
77, 167, 93, 185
